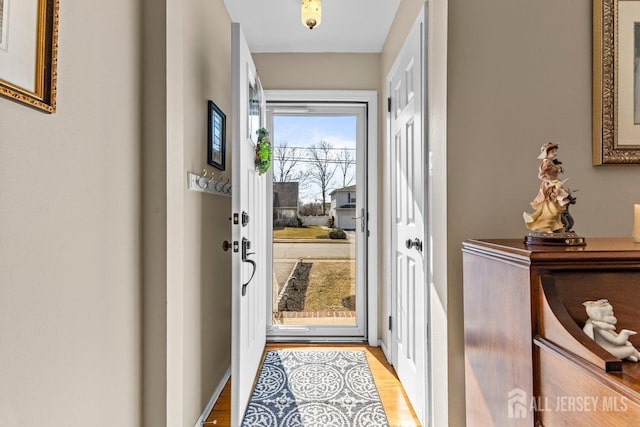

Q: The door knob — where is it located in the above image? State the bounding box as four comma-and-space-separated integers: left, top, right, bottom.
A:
406, 238, 423, 252
222, 240, 231, 251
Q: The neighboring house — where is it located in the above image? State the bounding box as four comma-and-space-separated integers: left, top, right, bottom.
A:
273, 182, 299, 227
329, 185, 357, 230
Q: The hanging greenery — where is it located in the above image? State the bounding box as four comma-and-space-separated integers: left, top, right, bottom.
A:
255, 127, 272, 175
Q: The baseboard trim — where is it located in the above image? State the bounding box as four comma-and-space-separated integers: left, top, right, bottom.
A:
195, 366, 231, 427
379, 339, 392, 365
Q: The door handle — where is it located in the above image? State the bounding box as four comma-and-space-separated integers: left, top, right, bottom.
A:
405, 238, 423, 252
350, 208, 366, 232
241, 237, 256, 296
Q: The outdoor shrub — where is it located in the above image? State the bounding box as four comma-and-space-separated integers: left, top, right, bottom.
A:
329, 229, 347, 240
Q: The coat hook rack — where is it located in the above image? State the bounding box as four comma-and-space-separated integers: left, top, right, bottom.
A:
187, 171, 232, 197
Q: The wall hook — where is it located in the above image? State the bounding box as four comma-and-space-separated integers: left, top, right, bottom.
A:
187, 171, 232, 197
197, 175, 209, 189
221, 178, 231, 193
215, 177, 225, 192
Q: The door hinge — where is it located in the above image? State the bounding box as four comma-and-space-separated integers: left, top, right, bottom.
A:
388, 316, 392, 331
387, 97, 391, 113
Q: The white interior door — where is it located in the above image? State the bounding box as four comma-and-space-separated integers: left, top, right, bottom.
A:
389, 9, 428, 425
231, 22, 268, 427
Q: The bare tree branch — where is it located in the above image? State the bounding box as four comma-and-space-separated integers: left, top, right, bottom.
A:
273, 142, 310, 186
336, 148, 355, 188
307, 141, 337, 215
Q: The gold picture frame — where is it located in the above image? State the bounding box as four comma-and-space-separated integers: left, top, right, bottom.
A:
0, 0, 58, 113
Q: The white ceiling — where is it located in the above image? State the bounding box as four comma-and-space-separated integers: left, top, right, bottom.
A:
223, 0, 401, 53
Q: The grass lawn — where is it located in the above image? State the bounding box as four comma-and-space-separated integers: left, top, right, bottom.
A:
273, 225, 330, 240
304, 261, 355, 311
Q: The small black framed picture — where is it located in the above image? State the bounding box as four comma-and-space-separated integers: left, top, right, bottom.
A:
208, 100, 226, 170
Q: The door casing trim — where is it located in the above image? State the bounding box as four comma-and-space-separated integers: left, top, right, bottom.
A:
264, 90, 378, 346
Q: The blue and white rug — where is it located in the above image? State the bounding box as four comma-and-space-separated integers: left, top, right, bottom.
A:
241, 350, 390, 427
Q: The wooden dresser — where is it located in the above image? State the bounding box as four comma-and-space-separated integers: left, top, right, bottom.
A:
463, 238, 640, 426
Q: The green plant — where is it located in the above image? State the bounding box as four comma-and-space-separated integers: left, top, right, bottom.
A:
255, 128, 272, 175
329, 229, 347, 240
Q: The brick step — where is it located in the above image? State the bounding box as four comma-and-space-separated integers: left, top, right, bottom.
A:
274, 310, 356, 319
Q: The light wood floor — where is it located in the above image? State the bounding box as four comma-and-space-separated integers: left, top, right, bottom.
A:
204, 343, 420, 426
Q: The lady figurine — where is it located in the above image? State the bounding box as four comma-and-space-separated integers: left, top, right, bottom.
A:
523, 142, 571, 233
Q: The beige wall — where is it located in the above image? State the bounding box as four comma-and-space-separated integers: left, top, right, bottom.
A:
182, 0, 233, 425
253, 53, 380, 90
0, 1, 142, 426
448, 0, 640, 425
0, 1, 236, 426
142, 0, 167, 425
142, 0, 234, 425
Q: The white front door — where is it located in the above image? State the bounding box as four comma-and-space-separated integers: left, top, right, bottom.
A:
231, 22, 268, 427
389, 9, 428, 425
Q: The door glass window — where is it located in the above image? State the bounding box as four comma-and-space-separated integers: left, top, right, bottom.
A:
267, 103, 366, 339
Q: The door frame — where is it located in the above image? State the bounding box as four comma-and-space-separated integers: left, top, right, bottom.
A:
266, 102, 368, 340
264, 90, 378, 346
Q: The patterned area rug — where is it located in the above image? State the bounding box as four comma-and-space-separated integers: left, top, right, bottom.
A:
241, 350, 390, 427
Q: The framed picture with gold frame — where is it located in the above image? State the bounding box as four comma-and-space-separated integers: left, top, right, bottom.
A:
593, 0, 640, 164
0, 0, 58, 113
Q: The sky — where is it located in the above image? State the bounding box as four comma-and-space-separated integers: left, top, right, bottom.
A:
273, 115, 357, 150
273, 114, 357, 204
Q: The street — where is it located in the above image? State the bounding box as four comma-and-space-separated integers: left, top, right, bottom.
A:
273, 241, 355, 260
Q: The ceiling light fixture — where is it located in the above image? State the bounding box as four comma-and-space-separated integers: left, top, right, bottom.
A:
301, 0, 321, 30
